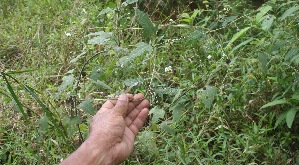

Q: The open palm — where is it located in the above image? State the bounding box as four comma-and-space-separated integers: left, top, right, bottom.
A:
89, 93, 150, 164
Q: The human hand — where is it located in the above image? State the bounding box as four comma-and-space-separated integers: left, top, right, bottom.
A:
60, 93, 150, 165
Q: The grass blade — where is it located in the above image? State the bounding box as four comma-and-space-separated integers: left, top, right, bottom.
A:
225, 27, 251, 50
5, 69, 36, 75
4, 73, 67, 139
22, 84, 67, 139
260, 99, 290, 109
1, 73, 30, 123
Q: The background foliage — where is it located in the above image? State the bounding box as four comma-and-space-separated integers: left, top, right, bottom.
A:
1, 0, 299, 164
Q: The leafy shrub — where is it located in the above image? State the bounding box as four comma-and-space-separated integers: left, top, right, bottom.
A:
1, 0, 299, 164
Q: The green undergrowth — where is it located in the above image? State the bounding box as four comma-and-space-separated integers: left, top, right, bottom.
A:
1, 0, 299, 164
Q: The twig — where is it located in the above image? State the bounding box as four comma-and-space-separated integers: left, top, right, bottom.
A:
94, 98, 146, 102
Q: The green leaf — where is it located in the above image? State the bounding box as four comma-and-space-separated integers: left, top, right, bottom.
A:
275, 111, 287, 128
229, 37, 253, 54
22, 84, 67, 139
280, 6, 299, 21
118, 42, 152, 67
161, 121, 176, 135
87, 31, 112, 46
225, 27, 251, 50
70, 52, 86, 63
261, 15, 275, 31
258, 53, 269, 75
181, 13, 190, 19
38, 115, 49, 131
256, 5, 272, 23
136, 9, 158, 39
172, 24, 191, 28
79, 99, 95, 115
291, 94, 299, 101
93, 80, 112, 90
90, 65, 102, 81
149, 106, 165, 124
221, 16, 237, 27
5, 69, 35, 75
58, 75, 75, 92
122, 0, 137, 6
170, 103, 185, 122
198, 85, 217, 109
191, 9, 201, 20
139, 131, 158, 154
123, 78, 138, 86
98, 7, 114, 15
286, 108, 298, 128
285, 47, 299, 62
260, 99, 290, 109
2, 73, 29, 123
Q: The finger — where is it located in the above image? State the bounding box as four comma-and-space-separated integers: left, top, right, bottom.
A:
113, 94, 129, 117
125, 99, 150, 125
128, 108, 149, 135
100, 94, 133, 111
101, 100, 117, 109
132, 93, 146, 107
126, 93, 147, 115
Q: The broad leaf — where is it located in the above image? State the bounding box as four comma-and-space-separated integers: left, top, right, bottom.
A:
170, 103, 185, 121
291, 94, 299, 101
139, 131, 158, 154
261, 15, 275, 31
123, 78, 139, 87
93, 80, 112, 90
149, 106, 165, 124
225, 27, 251, 50
275, 111, 287, 128
280, 6, 299, 21
87, 31, 112, 46
79, 99, 95, 115
161, 121, 176, 135
90, 65, 102, 81
122, 0, 138, 6
256, 5, 272, 23
118, 42, 152, 67
38, 115, 49, 131
136, 9, 158, 39
286, 108, 298, 128
260, 99, 289, 109
59, 75, 75, 92
98, 7, 114, 15
198, 85, 217, 109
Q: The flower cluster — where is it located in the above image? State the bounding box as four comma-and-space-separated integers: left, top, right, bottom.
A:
164, 66, 172, 72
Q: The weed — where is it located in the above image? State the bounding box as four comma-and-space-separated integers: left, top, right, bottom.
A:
1, 0, 299, 164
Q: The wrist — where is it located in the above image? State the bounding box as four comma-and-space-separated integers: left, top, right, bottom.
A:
61, 137, 114, 165
82, 137, 115, 165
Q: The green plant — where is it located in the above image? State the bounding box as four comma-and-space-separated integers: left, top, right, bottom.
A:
1, 0, 299, 164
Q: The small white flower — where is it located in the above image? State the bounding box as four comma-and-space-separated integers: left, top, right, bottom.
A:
121, 2, 128, 6
207, 55, 212, 59
65, 32, 72, 37
169, 19, 174, 22
164, 66, 172, 72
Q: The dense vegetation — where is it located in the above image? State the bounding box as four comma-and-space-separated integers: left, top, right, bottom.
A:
1, 0, 299, 164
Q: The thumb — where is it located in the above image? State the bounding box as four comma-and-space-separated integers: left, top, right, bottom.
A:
113, 94, 129, 117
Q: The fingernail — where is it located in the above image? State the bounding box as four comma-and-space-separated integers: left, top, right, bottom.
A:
118, 94, 127, 101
